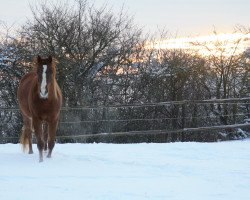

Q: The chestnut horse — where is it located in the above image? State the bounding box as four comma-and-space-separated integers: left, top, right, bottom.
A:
17, 55, 62, 162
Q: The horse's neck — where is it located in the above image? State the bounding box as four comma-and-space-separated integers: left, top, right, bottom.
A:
49, 80, 57, 99
49, 79, 60, 100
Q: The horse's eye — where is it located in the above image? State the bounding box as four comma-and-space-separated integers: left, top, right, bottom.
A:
46, 72, 51, 79
37, 74, 42, 82
37, 67, 42, 73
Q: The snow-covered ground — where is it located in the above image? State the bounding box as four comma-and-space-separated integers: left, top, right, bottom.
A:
0, 141, 250, 200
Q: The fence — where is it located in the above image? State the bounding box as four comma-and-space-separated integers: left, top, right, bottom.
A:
0, 98, 250, 143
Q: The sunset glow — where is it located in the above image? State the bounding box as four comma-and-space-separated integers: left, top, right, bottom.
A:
148, 33, 250, 56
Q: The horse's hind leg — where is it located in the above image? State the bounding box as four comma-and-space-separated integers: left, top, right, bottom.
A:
47, 120, 58, 158
20, 116, 33, 154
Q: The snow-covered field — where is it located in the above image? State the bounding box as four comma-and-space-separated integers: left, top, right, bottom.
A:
0, 141, 250, 200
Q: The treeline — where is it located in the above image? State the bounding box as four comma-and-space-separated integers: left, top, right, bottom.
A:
0, 0, 249, 140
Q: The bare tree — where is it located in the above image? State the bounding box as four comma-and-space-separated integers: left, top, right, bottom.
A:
17, 0, 143, 106
192, 32, 250, 125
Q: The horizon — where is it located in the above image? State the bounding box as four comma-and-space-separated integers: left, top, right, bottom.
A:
148, 32, 250, 56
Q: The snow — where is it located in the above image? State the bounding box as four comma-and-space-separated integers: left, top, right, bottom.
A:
0, 141, 250, 200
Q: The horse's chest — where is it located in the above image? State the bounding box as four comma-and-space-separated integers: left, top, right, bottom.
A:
32, 100, 57, 120
39, 103, 51, 114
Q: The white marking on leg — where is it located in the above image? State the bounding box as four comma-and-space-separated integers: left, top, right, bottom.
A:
40, 65, 48, 99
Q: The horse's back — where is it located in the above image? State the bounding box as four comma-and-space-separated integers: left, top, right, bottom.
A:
17, 72, 36, 118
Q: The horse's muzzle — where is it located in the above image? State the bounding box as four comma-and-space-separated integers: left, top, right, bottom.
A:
40, 92, 48, 99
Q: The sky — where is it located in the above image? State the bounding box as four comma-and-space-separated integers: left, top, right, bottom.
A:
0, 0, 249, 37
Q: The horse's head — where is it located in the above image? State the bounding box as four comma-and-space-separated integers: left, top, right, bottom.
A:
36, 55, 56, 99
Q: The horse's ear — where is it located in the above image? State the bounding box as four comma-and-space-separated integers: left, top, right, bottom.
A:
53, 57, 59, 65
37, 55, 42, 63
48, 55, 53, 63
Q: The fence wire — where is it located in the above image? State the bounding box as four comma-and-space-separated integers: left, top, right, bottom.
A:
0, 98, 249, 143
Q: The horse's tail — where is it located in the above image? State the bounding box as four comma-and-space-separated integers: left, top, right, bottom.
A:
20, 126, 29, 152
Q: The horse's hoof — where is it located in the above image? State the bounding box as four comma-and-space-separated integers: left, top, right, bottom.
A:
29, 151, 34, 154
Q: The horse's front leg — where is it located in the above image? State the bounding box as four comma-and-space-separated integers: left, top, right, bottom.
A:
47, 120, 59, 158
33, 118, 44, 162
43, 123, 48, 151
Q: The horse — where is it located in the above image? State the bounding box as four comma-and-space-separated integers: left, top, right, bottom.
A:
17, 55, 62, 162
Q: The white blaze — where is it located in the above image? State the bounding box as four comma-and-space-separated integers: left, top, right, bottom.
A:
40, 65, 48, 99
